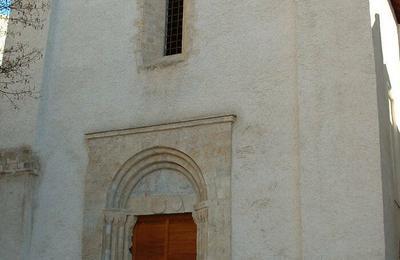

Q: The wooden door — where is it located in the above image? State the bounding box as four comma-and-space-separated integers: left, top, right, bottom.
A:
132, 213, 197, 260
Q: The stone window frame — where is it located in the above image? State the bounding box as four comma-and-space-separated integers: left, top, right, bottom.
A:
136, 0, 193, 69
101, 147, 209, 260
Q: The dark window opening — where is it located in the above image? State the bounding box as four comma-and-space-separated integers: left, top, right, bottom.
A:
165, 0, 183, 56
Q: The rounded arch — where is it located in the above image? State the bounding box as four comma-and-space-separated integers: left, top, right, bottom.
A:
106, 146, 208, 209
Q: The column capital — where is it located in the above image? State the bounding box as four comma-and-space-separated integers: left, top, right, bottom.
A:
193, 207, 208, 224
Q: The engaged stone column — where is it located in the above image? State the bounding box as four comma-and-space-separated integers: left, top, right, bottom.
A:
102, 214, 114, 260
193, 202, 208, 260
103, 211, 137, 260
112, 214, 127, 260
123, 215, 137, 260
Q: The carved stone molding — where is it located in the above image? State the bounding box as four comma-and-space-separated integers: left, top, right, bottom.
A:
85, 115, 236, 140
106, 146, 208, 208
193, 204, 208, 225
100, 146, 210, 260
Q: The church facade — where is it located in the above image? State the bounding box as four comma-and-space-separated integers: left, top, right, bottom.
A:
1, 0, 400, 259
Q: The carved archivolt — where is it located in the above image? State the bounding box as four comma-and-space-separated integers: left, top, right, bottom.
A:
101, 146, 208, 260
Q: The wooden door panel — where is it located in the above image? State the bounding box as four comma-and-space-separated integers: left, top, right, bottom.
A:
133, 216, 167, 259
132, 213, 196, 260
168, 217, 196, 258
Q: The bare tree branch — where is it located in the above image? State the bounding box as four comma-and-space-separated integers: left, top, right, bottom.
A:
0, 0, 48, 108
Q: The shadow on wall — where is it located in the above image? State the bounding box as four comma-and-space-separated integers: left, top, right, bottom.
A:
372, 13, 400, 259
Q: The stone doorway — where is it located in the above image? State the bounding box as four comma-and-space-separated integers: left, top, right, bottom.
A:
83, 115, 235, 260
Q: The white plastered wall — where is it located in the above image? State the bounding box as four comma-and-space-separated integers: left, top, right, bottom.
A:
30, 0, 301, 258
296, 0, 386, 258
0, 2, 51, 260
0, 0, 393, 259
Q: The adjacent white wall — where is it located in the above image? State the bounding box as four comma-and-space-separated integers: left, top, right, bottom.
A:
297, 0, 387, 258
370, 0, 400, 258
370, 0, 400, 100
